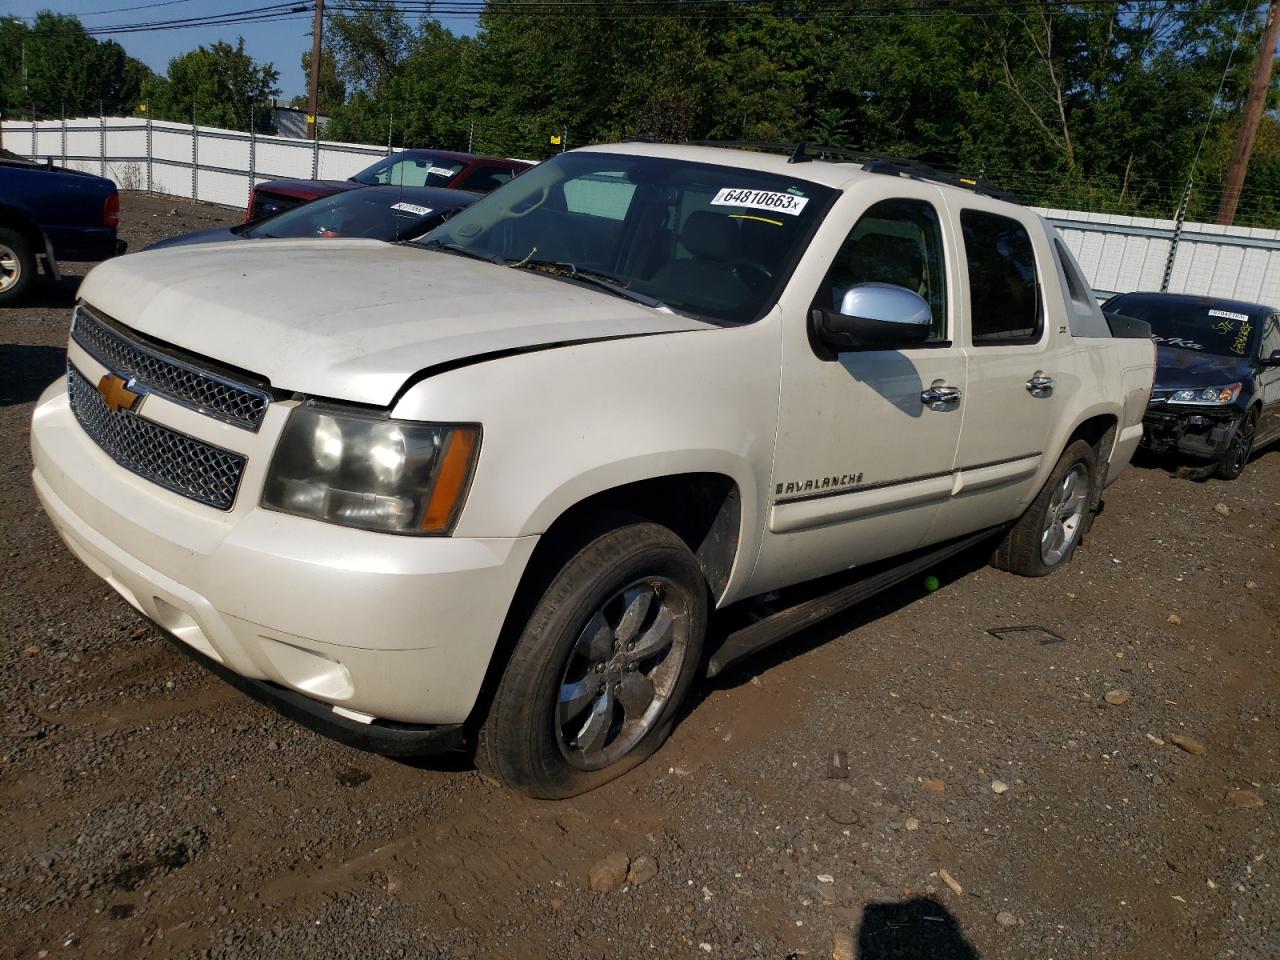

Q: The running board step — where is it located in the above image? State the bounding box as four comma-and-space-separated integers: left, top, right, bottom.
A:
705, 527, 1002, 679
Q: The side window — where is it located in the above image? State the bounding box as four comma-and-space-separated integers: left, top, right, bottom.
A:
961, 210, 1041, 344
1264, 314, 1280, 357
819, 198, 949, 342
461, 166, 515, 193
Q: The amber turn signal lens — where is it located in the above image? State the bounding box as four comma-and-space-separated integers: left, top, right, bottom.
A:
421, 427, 480, 532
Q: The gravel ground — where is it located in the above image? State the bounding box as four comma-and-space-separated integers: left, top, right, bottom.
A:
1, 192, 1277, 960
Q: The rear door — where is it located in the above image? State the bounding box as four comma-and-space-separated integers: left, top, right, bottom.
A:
929, 204, 1061, 542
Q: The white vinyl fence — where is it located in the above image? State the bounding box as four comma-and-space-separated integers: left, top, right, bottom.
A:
1, 116, 388, 209
1038, 208, 1280, 306
4, 117, 1280, 305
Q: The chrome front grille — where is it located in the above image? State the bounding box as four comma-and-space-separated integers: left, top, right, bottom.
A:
67, 365, 246, 511
71, 306, 270, 431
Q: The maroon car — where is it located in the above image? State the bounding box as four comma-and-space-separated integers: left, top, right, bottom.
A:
246, 149, 532, 221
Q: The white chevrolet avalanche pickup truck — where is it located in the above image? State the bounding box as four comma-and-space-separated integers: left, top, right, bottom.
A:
31, 143, 1155, 797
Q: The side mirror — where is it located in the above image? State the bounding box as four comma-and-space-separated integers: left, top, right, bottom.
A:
1263, 349, 1280, 368
813, 283, 932, 350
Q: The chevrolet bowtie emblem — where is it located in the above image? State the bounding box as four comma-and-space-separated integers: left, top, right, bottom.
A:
97, 373, 141, 413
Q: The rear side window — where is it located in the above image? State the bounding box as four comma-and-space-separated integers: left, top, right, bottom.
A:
1054, 238, 1092, 306
962, 210, 1041, 344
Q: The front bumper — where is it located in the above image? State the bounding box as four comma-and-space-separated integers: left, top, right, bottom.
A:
164, 632, 465, 755
31, 375, 538, 728
1141, 404, 1240, 460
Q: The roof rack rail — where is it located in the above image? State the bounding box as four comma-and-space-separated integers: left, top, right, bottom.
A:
858, 156, 1016, 203
679, 140, 1016, 202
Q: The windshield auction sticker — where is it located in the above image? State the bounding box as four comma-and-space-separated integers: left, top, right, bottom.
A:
428, 166, 457, 179
1208, 308, 1249, 323
391, 202, 433, 216
711, 188, 809, 216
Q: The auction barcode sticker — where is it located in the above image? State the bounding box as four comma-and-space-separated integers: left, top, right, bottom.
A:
428, 166, 457, 178
391, 202, 433, 216
710, 188, 809, 216
1208, 308, 1249, 322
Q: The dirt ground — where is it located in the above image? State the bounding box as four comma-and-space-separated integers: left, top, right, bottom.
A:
1, 192, 1277, 960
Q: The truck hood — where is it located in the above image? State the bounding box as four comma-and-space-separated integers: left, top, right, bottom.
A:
77, 239, 715, 406
1154, 344, 1252, 389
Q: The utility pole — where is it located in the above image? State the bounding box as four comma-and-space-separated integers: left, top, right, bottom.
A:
306, 0, 324, 141
1216, 0, 1280, 225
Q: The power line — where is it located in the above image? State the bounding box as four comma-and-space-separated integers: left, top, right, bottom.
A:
13, 0, 1216, 34
73, 0, 204, 17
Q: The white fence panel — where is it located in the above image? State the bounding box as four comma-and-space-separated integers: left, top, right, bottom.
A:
150, 126, 192, 166
150, 160, 193, 199
253, 138, 315, 180
197, 168, 249, 207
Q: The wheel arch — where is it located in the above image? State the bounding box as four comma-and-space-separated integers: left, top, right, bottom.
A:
0, 203, 48, 254
527, 470, 744, 602
1067, 412, 1119, 467
464, 470, 745, 733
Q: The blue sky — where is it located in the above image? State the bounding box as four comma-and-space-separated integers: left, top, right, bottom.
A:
8, 1, 479, 98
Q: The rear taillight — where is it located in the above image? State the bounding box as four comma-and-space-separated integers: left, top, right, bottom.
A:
245, 190, 256, 223
104, 192, 120, 228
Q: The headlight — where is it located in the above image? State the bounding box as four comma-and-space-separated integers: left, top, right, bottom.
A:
1167, 383, 1241, 405
262, 404, 480, 534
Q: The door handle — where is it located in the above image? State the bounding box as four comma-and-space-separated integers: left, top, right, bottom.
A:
921, 384, 962, 409
1026, 374, 1055, 396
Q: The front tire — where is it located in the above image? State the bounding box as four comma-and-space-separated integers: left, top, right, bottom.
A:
0, 228, 35, 306
1213, 409, 1257, 481
476, 521, 707, 798
991, 439, 1097, 577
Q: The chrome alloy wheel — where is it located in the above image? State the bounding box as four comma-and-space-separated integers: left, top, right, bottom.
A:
1041, 463, 1090, 566
556, 578, 691, 771
0, 243, 21, 292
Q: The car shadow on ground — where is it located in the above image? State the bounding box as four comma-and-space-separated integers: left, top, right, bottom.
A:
0, 343, 66, 407
857, 897, 980, 959
1130, 445, 1276, 482
701, 535, 998, 701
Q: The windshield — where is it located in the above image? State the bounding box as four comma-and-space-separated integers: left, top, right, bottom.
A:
246, 188, 455, 241
1108, 294, 1263, 358
418, 151, 837, 323
352, 153, 466, 187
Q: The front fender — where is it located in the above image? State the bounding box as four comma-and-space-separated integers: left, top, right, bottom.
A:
391, 318, 783, 604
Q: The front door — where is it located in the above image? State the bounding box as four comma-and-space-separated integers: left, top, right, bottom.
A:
1257, 312, 1280, 445
750, 186, 968, 595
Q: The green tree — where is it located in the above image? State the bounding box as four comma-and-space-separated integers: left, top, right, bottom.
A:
147, 38, 279, 130
290, 48, 346, 115
0, 12, 153, 118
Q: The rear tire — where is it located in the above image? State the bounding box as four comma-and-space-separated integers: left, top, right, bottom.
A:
990, 439, 1097, 577
1213, 409, 1257, 481
0, 228, 35, 306
476, 521, 707, 799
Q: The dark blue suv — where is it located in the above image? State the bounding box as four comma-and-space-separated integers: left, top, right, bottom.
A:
0, 156, 123, 305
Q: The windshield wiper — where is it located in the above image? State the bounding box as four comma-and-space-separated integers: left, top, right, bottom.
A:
415, 238, 503, 264
513, 258, 667, 310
